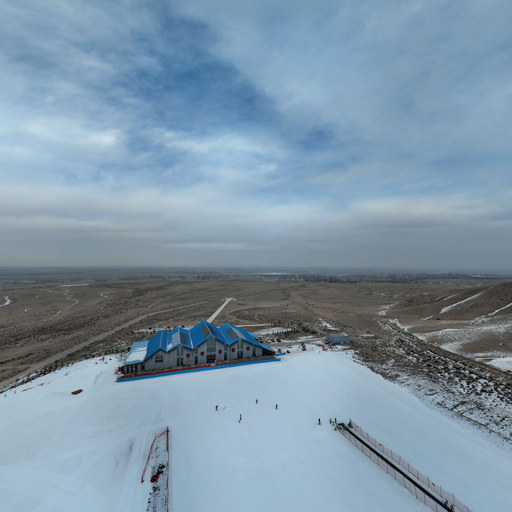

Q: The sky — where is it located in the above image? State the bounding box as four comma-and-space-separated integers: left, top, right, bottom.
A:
1, 0, 512, 272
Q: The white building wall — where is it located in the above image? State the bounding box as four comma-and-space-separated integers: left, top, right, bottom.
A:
228, 343, 238, 361
183, 348, 193, 366
196, 341, 207, 365
254, 346, 262, 357
144, 350, 166, 371
167, 349, 178, 368
242, 341, 253, 358
215, 340, 227, 362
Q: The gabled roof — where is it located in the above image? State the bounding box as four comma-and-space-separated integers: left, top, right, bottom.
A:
123, 321, 273, 366
189, 320, 228, 348
125, 340, 150, 365
219, 323, 273, 353
169, 327, 191, 349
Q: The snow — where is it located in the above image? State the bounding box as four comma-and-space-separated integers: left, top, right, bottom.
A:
207, 297, 235, 323
389, 318, 410, 331
1, 352, 511, 511
254, 327, 291, 336
417, 316, 512, 354
489, 302, 512, 316
0, 296, 11, 309
488, 356, 512, 372
378, 302, 398, 316
125, 341, 150, 364
319, 318, 336, 330
440, 292, 484, 314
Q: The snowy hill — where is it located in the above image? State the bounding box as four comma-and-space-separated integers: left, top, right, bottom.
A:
1, 348, 511, 511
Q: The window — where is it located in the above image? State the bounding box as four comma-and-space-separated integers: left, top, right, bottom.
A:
155, 354, 163, 363
218, 349, 222, 354
200, 351, 204, 356
232, 348, 235, 352
186, 353, 190, 358
246, 346, 250, 351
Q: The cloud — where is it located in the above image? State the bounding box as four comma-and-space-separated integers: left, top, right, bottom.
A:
0, 1, 511, 271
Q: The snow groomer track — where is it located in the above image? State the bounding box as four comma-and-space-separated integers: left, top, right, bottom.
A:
339, 420, 474, 512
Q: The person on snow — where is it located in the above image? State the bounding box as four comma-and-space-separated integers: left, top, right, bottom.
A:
215, 405, 218, 411
256, 399, 258, 404
329, 418, 332, 424
318, 418, 321, 425
275, 403, 278, 410
239, 414, 242, 422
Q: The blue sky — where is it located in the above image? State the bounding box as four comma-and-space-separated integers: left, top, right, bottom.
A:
1, 0, 512, 271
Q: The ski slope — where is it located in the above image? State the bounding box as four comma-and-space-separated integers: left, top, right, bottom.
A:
1, 349, 511, 511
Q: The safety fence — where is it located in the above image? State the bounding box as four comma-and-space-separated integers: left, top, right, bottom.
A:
339, 420, 473, 512
141, 427, 170, 512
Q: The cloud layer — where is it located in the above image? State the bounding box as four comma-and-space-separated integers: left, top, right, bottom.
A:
1, 0, 512, 271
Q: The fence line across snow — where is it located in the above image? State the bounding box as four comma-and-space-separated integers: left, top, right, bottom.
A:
339, 420, 474, 512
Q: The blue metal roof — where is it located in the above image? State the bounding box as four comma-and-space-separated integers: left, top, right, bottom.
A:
189, 320, 228, 348
220, 323, 274, 353
123, 321, 273, 366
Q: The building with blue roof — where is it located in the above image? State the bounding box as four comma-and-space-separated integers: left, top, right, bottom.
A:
123, 320, 274, 374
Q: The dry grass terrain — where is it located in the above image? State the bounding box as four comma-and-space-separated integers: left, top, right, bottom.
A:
1, 275, 511, 440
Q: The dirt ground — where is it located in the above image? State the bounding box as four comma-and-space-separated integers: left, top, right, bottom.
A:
1, 275, 511, 441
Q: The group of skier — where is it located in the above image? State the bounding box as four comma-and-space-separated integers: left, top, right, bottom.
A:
214, 399, 279, 422
328, 417, 340, 430
215, 402, 346, 432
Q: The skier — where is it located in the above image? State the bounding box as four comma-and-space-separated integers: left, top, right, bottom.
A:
275, 403, 278, 410
329, 418, 332, 424
256, 399, 258, 404
239, 414, 242, 423
318, 418, 321, 425
215, 405, 218, 411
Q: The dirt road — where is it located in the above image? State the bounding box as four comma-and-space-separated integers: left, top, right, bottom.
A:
0, 301, 206, 390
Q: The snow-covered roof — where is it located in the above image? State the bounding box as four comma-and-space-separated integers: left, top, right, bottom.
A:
123, 321, 273, 366
125, 340, 150, 364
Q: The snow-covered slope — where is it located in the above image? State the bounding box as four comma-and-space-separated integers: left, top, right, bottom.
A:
1, 349, 511, 511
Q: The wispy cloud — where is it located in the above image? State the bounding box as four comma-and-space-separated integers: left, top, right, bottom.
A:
1, 0, 511, 270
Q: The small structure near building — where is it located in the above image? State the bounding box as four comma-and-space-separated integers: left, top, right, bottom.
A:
325, 331, 351, 345
122, 320, 274, 374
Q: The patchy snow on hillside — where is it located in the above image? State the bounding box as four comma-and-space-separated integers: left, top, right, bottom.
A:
378, 303, 395, 316
319, 318, 336, 330
440, 292, 484, 314
488, 356, 512, 372
1, 351, 511, 512
254, 327, 291, 336
417, 316, 512, 354
489, 302, 512, 316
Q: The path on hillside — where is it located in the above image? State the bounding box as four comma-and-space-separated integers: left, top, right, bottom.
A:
0, 301, 207, 390
207, 297, 235, 323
